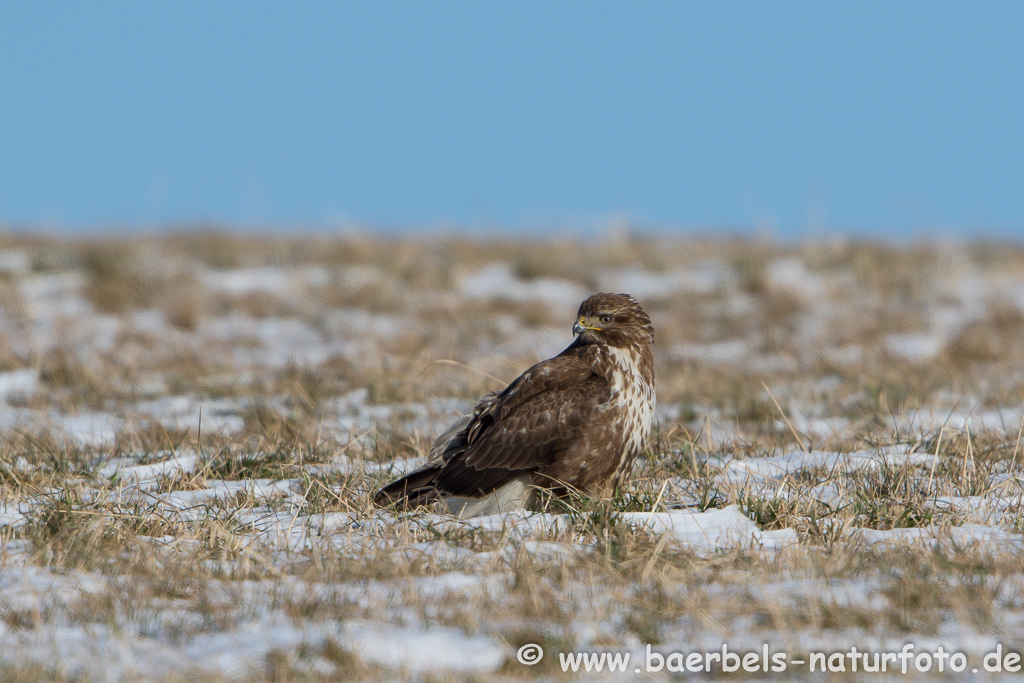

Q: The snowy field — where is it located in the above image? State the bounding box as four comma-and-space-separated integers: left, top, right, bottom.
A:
1, 232, 1024, 681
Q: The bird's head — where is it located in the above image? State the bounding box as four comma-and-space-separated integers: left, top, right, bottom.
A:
572, 293, 654, 348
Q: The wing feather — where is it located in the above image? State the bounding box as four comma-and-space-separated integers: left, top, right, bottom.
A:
432, 352, 608, 497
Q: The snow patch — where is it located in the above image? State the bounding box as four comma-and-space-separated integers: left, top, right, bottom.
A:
346, 625, 506, 674
0, 368, 38, 401
765, 258, 825, 302
101, 451, 200, 482
602, 265, 726, 300
883, 333, 944, 363
621, 506, 798, 552
458, 263, 585, 307
851, 524, 1024, 552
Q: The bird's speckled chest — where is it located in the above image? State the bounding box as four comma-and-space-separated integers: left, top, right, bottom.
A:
604, 346, 655, 453
585, 344, 655, 487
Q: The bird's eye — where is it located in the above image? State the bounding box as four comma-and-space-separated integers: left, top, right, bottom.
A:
600, 315, 612, 324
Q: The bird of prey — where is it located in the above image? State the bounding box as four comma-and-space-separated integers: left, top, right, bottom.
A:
374, 292, 655, 517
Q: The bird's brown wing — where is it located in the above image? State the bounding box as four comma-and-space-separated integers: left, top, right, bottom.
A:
373, 463, 445, 508
373, 391, 501, 508
431, 352, 609, 497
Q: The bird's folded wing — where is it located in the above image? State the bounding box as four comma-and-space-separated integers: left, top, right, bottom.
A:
433, 355, 608, 495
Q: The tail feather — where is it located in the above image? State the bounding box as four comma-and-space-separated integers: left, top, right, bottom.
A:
373, 465, 443, 509
374, 391, 497, 510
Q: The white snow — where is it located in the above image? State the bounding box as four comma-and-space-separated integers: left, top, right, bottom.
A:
0, 502, 31, 529
458, 263, 585, 307
432, 510, 572, 536
346, 625, 506, 674
0, 249, 31, 277
671, 339, 750, 364
200, 266, 327, 296
101, 451, 200, 482
765, 257, 825, 303
851, 523, 1024, 552
55, 411, 124, 447
0, 368, 38, 401
4, 245, 1024, 680
198, 315, 337, 369
179, 618, 312, 677
321, 308, 404, 339
154, 479, 299, 511
128, 394, 247, 435
894, 405, 1024, 435
882, 332, 945, 362
778, 414, 852, 439
621, 506, 799, 552
721, 446, 933, 484
602, 264, 726, 299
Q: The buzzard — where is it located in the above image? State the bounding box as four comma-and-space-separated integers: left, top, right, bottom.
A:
374, 293, 655, 518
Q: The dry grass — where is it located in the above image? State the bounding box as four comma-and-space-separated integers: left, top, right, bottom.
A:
0, 231, 1023, 679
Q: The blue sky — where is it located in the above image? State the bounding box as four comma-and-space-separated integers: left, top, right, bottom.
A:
1, 2, 1022, 238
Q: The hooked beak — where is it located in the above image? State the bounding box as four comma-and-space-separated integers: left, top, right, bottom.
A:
573, 316, 596, 336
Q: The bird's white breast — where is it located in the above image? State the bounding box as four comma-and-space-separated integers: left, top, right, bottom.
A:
605, 346, 655, 458
446, 474, 535, 518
